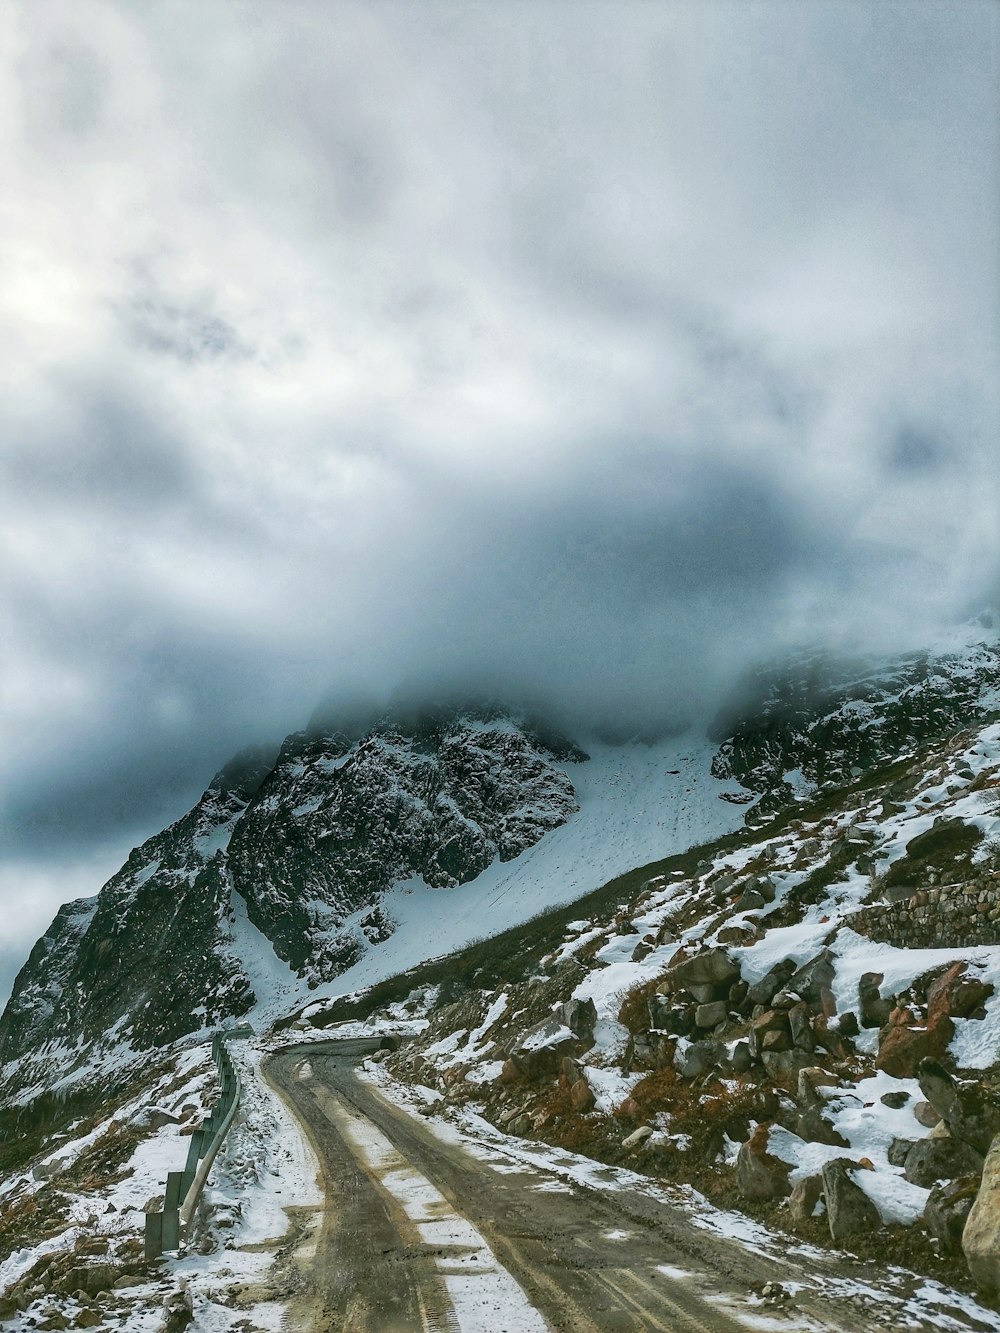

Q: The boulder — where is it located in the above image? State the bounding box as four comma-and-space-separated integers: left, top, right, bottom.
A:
730, 1041, 753, 1074
746, 960, 795, 1008
876, 1008, 953, 1079
735, 1125, 792, 1201
880, 1090, 910, 1109
903, 1134, 983, 1188
561, 1056, 584, 1085
688, 983, 721, 1005
664, 948, 740, 992
675, 1039, 724, 1080
914, 1100, 942, 1129
752, 1008, 789, 1035
963, 1134, 1000, 1294
762, 1029, 792, 1053
512, 1016, 579, 1077
888, 1137, 916, 1167
55, 1265, 126, 1298
926, 962, 992, 1023
858, 973, 892, 1029
561, 997, 598, 1038
789, 1174, 823, 1222
694, 1000, 728, 1029
787, 951, 836, 1007
788, 1004, 814, 1052
821, 1159, 881, 1243
795, 1106, 848, 1148
761, 1049, 815, 1083
570, 1079, 596, 1113
918, 1059, 1000, 1157
924, 1175, 980, 1255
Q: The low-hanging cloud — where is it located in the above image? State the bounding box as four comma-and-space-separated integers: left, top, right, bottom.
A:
1, 0, 998, 1004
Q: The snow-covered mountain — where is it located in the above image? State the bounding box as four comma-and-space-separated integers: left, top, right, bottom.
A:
2, 632, 998, 1111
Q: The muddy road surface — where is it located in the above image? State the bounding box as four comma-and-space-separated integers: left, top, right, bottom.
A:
264, 1042, 985, 1333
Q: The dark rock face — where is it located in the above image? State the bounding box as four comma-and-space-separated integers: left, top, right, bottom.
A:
709, 641, 1000, 817
903, 1136, 983, 1188
924, 1176, 981, 1254
0, 711, 585, 1101
0, 750, 271, 1098
821, 1159, 881, 1243
228, 712, 583, 975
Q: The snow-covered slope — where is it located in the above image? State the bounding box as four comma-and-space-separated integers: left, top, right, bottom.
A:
2, 632, 997, 1110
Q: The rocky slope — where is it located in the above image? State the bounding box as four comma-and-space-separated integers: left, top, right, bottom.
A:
309, 712, 1000, 1298
2, 632, 997, 1114
0, 708, 584, 1104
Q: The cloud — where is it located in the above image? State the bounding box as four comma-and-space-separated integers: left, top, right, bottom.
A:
1, 0, 997, 1004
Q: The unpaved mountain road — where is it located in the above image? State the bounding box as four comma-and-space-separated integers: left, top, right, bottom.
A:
264, 1042, 993, 1333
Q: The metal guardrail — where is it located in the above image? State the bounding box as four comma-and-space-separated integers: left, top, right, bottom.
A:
144, 1027, 251, 1258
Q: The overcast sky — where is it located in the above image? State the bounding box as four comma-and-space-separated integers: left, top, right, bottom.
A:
1, 0, 998, 1007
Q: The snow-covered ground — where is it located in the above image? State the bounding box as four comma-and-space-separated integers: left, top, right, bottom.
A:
234, 733, 753, 1026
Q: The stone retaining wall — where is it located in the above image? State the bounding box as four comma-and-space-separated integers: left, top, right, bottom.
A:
853, 881, 1000, 949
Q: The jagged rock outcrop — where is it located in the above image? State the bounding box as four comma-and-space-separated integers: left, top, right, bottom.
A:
0, 749, 272, 1098
227, 709, 584, 974
0, 710, 585, 1101
710, 638, 1000, 817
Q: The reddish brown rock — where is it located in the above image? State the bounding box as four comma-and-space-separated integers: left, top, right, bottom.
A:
875, 1006, 954, 1079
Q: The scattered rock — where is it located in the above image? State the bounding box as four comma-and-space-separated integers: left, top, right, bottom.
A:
694, 1000, 728, 1029
876, 1008, 953, 1079
821, 1159, 881, 1243
880, 1090, 910, 1109
662, 948, 740, 992
675, 1039, 724, 1080
735, 1125, 791, 1201
964, 1133, 1000, 1294
903, 1135, 983, 1188
918, 1059, 1000, 1157
795, 1106, 849, 1148
570, 1079, 595, 1113
788, 1173, 823, 1222
888, 1137, 916, 1167
924, 1175, 981, 1255
914, 1100, 942, 1129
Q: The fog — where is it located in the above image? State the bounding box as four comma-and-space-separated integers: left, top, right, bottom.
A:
1, 0, 997, 1004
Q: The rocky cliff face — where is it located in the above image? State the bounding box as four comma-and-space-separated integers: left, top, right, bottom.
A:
228, 710, 584, 977
2, 631, 997, 1106
0, 709, 584, 1100
710, 636, 1000, 818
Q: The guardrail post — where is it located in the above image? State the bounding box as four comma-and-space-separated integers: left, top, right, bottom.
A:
164, 1170, 185, 1211
161, 1207, 180, 1252
144, 1210, 163, 1260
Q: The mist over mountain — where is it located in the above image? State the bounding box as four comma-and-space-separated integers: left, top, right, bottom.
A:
2, 2, 997, 1006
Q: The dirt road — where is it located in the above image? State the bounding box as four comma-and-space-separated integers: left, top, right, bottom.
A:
268, 1040, 877, 1332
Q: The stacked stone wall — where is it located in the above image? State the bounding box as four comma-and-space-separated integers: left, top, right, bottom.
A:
853, 879, 1000, 949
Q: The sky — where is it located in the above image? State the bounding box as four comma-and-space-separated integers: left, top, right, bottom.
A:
1, 0, 998, 1007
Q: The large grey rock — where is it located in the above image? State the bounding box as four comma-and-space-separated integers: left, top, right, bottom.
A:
560, 997, 597, 1038
903, 1134, 983, 1188
918, 1059, 1000, 1158
675, 1039, 724, 1079
924, 1176, 980, 1255
821, 1160, 881, 1243
694, 1000, 728, 1029
963, 1134, 1000, 1294
664, 948, 740, 992
787, 950, 836, 1006
746, 960, 795, 1008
